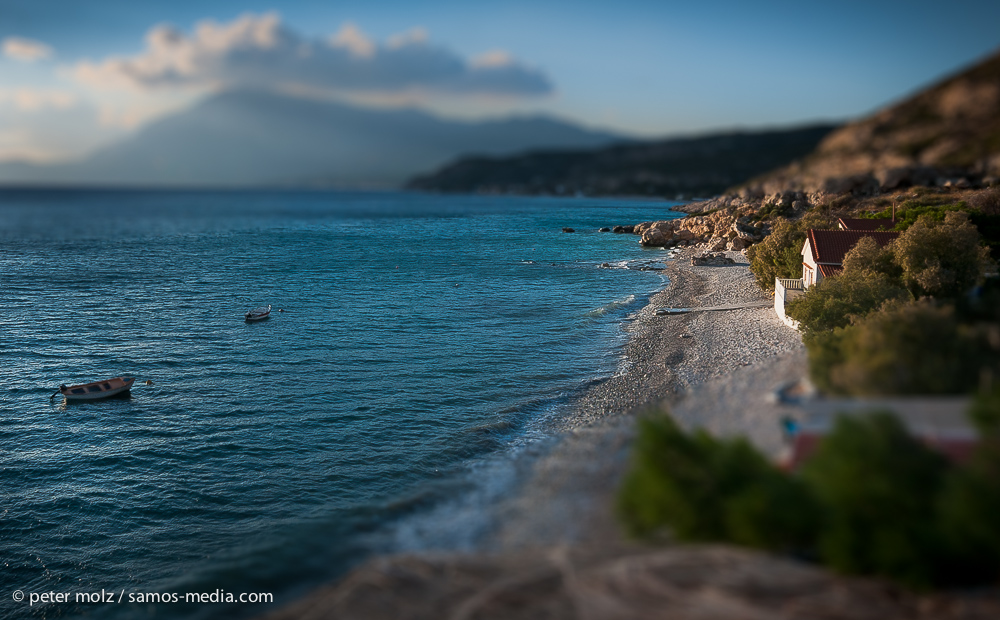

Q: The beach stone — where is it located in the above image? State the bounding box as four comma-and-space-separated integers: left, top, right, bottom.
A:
562, 227, 575, 233
598, 227, 611, 232
691, 252, 736, 266
728, 237, 749, 251
612, 225, 634, 234
708, 237, 728, 251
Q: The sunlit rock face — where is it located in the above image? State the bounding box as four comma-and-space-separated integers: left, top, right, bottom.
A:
748, 49, 1000, 195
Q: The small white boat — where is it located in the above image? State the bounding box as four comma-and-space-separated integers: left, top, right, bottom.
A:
245, 305, 271, 322
59, 376, 135, 401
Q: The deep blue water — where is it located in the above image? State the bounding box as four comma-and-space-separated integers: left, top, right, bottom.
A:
0, 190, 682, 619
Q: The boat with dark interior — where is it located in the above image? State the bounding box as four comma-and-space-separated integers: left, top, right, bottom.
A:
58, 376, 135, 401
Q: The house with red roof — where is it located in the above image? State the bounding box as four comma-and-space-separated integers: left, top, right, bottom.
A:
774, 227, 900, 329
801, 229, 900, 288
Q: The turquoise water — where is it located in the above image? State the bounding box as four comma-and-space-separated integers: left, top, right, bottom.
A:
0, 190, 682, 618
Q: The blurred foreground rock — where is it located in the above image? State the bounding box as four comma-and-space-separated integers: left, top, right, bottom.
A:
263, 545, 1000, 620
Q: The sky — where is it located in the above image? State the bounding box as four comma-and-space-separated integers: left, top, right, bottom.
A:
2, 0, 999, 163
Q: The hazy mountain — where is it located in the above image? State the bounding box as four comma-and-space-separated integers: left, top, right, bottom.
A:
0, 90, 622, 188
749, 48, 1000, 194
406, 124, 838, 198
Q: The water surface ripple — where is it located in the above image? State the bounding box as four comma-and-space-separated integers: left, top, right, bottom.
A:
0, 190, 681, 619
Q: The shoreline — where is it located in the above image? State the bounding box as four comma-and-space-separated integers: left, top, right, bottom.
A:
482, 248, 806, 551
262, 247, 811, 618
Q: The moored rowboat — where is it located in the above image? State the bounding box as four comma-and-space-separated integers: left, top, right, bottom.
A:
245, 305, 271, 322
59, 376, 135, 401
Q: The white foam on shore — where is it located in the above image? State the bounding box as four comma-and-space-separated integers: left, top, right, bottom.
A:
585, 294, 637, 317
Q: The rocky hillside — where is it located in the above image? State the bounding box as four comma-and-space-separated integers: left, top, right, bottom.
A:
406, 124, 837, 198
749, 48, 1000, 195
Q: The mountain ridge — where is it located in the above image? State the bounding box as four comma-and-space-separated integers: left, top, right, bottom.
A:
406, 123, 840, 199
0, 90, 624, 188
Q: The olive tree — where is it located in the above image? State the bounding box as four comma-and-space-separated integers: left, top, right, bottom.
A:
893, 212, 994, 299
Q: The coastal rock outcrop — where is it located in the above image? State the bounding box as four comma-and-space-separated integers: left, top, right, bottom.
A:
638, 220, 680, 246
640, 227, 668, 247
632, 205, 778, 253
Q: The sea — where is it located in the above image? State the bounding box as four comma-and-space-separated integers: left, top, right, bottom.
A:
0, 190, 683, 619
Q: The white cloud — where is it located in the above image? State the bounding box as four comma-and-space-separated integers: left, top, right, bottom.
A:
0, 88, 77, 111
2, 37, 53, 62
471, 50, 515, 69
330, 23, 375, 59
73, 13, 553, 98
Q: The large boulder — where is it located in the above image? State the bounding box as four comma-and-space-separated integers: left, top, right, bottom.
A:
728, 237, 749, 251
691, 252, 737, 266
640, 227, 669, 247
732, 217, 765, 242
708, 237, 728, 251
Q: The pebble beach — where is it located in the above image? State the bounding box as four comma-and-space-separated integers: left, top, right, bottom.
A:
262, 247, 819, 619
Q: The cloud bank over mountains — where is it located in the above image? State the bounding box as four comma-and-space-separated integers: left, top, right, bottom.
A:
73, 13, 553, 99
0, 12, 557, 163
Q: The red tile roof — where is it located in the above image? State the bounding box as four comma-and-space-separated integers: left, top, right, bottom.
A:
818, 264, 843, 278
807, 229, 900, 265
838, 218, 898, 231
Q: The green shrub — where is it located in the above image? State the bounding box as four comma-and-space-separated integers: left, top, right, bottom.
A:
786, 270, 909, 333
967, 384, 1000, 437
867, 202, 969, 231
804, 300, 992, 396
893, 212, 994, 299
617, 415, 818, 548
723, 470, 819, 552
617, 408, 1000, 589
801, 412, 949, 588
937, 439, 1000, 583
840, 235, 902, 280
